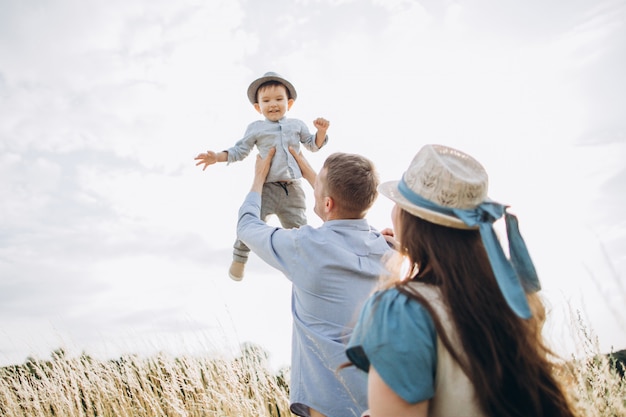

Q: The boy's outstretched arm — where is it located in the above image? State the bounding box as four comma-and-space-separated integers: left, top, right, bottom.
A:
313, 117, 330, 148
194, 150, 228, 171
288, 146, 317, 188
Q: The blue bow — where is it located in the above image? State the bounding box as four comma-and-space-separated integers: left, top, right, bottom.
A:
398, 178, 541, 319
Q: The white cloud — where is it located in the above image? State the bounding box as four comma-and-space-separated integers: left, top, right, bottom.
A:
1, 0, 625, 367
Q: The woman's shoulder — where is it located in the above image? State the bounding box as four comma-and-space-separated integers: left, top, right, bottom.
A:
367, 286, 405, 309
349, 283, 440, 403
372, 282, 442, 306
366, 284, 438, 327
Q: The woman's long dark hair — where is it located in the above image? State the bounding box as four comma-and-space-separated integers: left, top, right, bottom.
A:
394, 209, 577, 417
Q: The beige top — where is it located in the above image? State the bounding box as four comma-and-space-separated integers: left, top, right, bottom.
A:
406, 281, 485, 417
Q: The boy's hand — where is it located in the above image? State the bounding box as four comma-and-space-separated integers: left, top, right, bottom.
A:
313, 117, 330, 133
251, 148, 276, 193
288, 146, 317, 188
194, 151, 219, 170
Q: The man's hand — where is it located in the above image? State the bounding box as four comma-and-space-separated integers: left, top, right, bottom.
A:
251, 147, 276, 193
194, 151, 218, 171
288, 146, 317, 188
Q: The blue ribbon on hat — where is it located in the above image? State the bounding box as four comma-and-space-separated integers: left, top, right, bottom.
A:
398, 177, 541, 319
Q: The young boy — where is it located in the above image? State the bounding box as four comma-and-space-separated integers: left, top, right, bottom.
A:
194, 72, 330, 281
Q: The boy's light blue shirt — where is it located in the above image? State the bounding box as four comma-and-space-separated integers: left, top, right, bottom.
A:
226, 117, 328, 183
237, 192, 390, 417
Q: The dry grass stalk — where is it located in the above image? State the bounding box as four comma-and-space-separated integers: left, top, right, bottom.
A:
1, 314, 624, 417
555, 311, 626, 417
0, 346, 290, 417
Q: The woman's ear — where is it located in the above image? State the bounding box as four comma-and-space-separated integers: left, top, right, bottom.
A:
287, 98, 295, 110
253, 103, 262, 113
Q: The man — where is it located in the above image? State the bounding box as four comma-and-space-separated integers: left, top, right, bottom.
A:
237, 147, 391, 417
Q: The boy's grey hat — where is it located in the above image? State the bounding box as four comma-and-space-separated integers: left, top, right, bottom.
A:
247, 72, 297, 104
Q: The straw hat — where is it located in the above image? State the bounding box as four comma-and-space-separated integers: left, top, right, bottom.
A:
378, 144, 489, 229
380, 144, 541, 319
246, 72, 297, 104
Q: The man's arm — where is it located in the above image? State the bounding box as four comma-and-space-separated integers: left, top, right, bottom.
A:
251, 147, 276, 192
288, 146, 316, 188
237, 147, 297, 275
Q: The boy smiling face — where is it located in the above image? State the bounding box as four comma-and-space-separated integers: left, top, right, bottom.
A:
253, 84, 295, 122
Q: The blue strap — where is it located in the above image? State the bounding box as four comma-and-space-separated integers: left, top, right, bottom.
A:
398, 178, 539, 319
505, 213, 541, 292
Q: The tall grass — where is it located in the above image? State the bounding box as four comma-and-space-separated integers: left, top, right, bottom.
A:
559, 350, 626, 417
0, 323, 624, 417
556, 311, 626, 417
0, 344, 290, 417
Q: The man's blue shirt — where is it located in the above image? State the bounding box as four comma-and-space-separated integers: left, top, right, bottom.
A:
237, 191, 390, 417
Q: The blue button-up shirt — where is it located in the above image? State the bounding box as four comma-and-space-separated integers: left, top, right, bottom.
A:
237, 192, 391, 417
226, 117, 328, 183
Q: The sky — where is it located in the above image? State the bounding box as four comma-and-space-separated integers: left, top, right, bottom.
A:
1, 0, 625, 370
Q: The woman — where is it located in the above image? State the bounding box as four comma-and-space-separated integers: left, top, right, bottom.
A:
345, 144, 578, 417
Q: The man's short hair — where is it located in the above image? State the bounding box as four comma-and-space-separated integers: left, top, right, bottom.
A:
323, 152, 379, 217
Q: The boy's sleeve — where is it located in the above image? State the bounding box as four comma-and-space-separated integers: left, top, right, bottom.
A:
298, 119, 328, 152
226, 122, 259, 163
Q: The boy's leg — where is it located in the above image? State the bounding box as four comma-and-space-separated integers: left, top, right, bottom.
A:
232, 239, 250, 263
260, 182, 281, 221
230, 183, 278, 281
229, 239, 249, 281
276, 181, 307, 229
